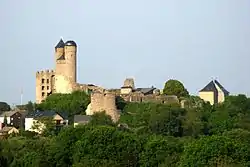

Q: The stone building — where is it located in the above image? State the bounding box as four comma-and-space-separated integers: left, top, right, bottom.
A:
199, 80, 229, 105
36, 39, 103, 103
109, 78, 180, 104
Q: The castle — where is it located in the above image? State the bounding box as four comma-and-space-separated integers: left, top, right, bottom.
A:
36, 39, 103, 104
36, 39, 229, 122
36, 39, 179, 105
36, 39, 180, 121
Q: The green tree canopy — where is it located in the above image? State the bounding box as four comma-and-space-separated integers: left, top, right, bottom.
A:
16, 101, 35, 112
89, 111, 115, 126
0, 102, 10, 113
36, 91, 90, 119
163, 79, 189, 98
179, 135, 250, 167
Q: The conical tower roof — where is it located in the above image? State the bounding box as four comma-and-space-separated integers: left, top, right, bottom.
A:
55, 39, 65, 48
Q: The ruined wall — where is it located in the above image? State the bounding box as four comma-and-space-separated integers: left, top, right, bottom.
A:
86, 90, 120, 122
74, 84, 105, 95
120, 93, 179, 104
36, 70, 55, 104
123, 78, 135, 89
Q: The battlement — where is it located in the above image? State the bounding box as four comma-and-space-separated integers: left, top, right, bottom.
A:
36, 69, 55, 77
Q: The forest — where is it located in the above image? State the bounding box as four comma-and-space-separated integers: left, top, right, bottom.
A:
1, 80, 250, 167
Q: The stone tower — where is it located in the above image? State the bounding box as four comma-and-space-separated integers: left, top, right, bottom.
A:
85, 90, 120, 123
35, 38, 80, 103
54, 39, 77, 93
123, 78, 135, 89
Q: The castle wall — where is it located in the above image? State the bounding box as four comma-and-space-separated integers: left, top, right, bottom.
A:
36, 70, 55, 104
54, 75, 74, 94
120, 87, 132, 94
86, 91, 120, 122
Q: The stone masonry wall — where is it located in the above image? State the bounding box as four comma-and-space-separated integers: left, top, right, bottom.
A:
36, 70, 55, 103
86, 90, 120, 122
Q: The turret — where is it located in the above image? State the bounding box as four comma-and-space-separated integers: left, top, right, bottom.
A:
64, 40, 77, 83
55, 39, 65, 61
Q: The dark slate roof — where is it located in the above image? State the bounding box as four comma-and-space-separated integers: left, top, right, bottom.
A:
135, 88, 156, 94
0, 111, 17, 117
65, 40, 77, 47
214, 80, 229, 94
74, 115, 92, 123
121, 86, 133, 89
26, 110, 68, 119
57, 55, 65, 60
55, 39, 65, 48
199, 81, 217, 92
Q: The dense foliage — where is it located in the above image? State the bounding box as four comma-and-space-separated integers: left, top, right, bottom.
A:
163, 79, 189, 98
0, 102, 10, 113
37, 90, 90, 119
1, 91, 250, 166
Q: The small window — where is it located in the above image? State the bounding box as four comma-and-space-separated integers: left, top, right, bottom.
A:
47, 79, 49, 83
42, 86, 45, 90
42, 79, 45, 84
42, 92, 45, 97
47, 86, 49, 90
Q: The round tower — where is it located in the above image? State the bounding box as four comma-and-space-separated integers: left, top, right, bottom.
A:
64, 40, 77, 83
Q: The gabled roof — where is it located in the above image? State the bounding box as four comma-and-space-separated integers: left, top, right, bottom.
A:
0, 111, 19, 117
55, 39, 65, 48
135, 87, 156, 95
199, 81, 217, 92
214, 80, 229, 94
74, 115, 92, 123
199, 80, 229, 94
26, 110, 68, 119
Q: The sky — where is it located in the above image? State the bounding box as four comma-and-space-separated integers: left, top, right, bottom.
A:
1, 0, 250, 105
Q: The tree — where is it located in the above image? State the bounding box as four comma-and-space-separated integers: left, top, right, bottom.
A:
179, 135, 250, 167
0, 102, 10, 114
16, 101, 35, 112
139, 135, 182, 167
89, 111, 115, 126
32, 117, 58, 136
163, 79, 189, 98
149, 106, 186, 137
36, 91, 90, 119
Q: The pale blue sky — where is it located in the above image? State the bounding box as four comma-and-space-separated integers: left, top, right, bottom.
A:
1, 0, 250, 105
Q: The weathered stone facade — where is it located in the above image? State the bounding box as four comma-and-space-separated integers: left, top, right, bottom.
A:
86, 90, 120, 122
36, 70, 55, 103
36, 39, 103, 103
109, 78, 180, 105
